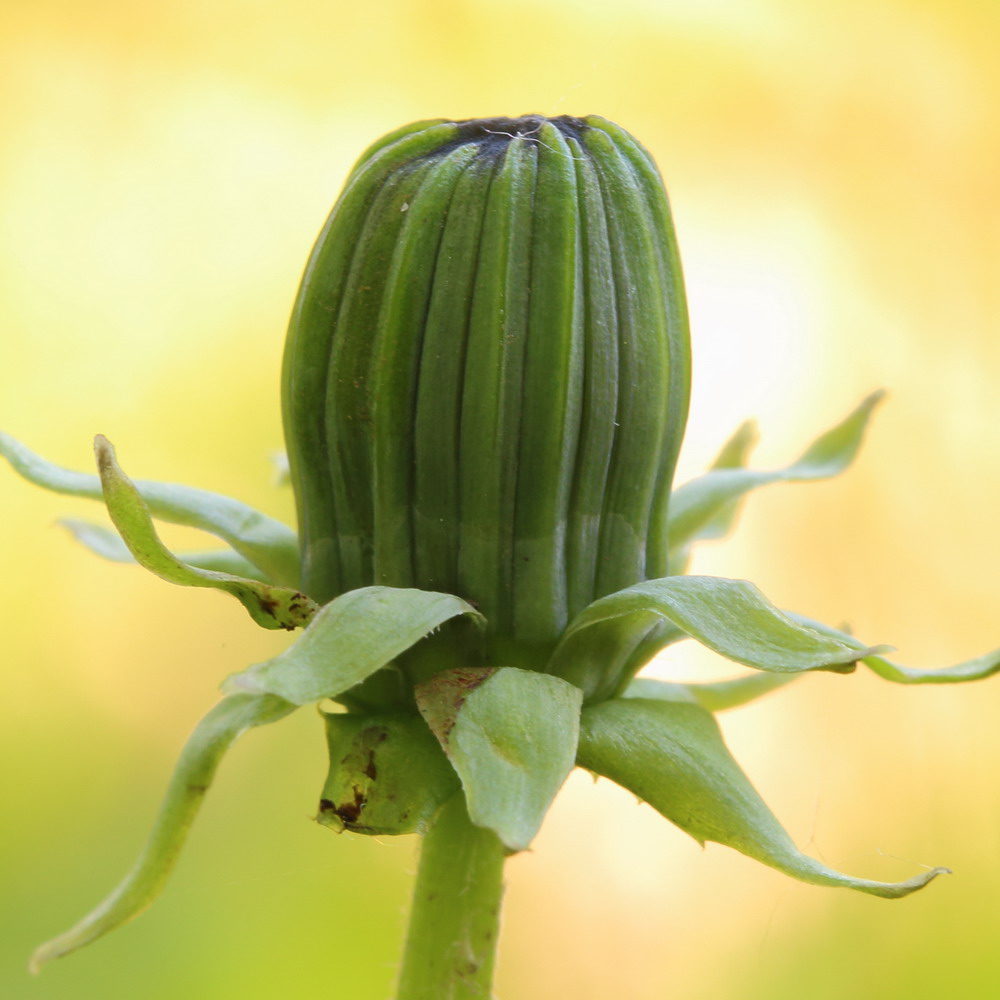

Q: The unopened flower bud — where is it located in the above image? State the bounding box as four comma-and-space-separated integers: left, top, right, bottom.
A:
283, 115, 691, 675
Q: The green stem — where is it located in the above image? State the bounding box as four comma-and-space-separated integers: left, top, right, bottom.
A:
396, 793, 506, 1000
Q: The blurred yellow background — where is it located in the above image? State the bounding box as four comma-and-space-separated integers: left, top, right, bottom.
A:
2, 0, 999, 997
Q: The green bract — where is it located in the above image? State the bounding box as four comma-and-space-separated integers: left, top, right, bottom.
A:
5, 115, 999, 992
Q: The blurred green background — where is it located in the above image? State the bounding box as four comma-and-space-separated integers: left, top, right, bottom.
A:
2, 0, 999, 997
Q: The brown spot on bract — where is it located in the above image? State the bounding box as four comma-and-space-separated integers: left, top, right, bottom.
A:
415, 667, 496, 745
334, 785, 367, 825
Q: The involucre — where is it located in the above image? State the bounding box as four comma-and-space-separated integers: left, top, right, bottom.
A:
283, 115, 691, 680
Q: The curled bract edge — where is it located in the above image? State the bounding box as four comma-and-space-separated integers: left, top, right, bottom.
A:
93, 435, 318, 630
29, 694, 296, 974
577, 696, 950, 899
0, 431, 300, 586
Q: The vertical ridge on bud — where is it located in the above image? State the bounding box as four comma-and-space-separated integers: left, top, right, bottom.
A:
564, 133, 620, 619
458, 137, 538, 638
325, 158, 436, 589
583, 126, 681, 597
512, 122, 583, 645
371, 143, 481, 586
589, 118, 691, 578
413, 155, 497, 595
284, 122, 460, 604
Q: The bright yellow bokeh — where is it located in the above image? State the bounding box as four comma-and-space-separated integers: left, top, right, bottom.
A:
2, 1, 999, 998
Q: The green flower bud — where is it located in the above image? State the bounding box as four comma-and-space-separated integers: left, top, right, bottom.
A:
283, 115, 690, 677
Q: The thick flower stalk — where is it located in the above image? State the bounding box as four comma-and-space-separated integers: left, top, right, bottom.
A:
5, 114, 1000, 999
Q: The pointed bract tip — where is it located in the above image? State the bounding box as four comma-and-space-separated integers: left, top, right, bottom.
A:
28, 942, 55, 976
93, 434, 114, 472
